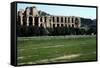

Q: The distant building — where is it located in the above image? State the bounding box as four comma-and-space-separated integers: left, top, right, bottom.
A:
17, 6, 81, 28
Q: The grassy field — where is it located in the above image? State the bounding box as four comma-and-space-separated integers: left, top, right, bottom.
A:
17, 35, 97, 65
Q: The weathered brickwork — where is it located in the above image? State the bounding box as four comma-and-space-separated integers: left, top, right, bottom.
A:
17, 6, 81, 28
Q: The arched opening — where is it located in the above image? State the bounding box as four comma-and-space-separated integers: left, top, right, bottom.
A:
23, 16, 27, 25
57, 17, 59, 23
53, 24, 55, 28
65, 24, 67, 27
61, 17, 63, 23
34, 17, 39, 26
72, 17, 74, 23
40, 17, 42, 22
57, 24, 59, 27
68, 17, 70, 23
65, 17, 67, 23
29, 16, 33, 25
44, 17, 47, 22
40, 23, 44, 27
72, 24, 74, 28
68, 25, 71, 28
61, 24, 64, 27
52, 17, 55, 22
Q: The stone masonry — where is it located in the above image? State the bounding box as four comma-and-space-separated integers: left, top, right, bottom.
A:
17, 6, 81, 28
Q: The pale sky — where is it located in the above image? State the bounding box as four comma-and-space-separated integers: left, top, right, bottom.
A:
17, 3, 96, 19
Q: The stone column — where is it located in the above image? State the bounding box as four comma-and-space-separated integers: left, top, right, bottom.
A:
70, 17, 72, 27
26, 16, 29, 26
38, 17, 41, 27
55, 17, 57, 27
66, 17, 68, 27
67, 17, 70, 27
68, 17, 70, 23
41, 16, 44, 23
73, 17, 75, 28
18, 9, 24, 25
32, 17, 34, 26
70, 17, 72, 23
20, 15, 23, 25
63, 17, 65, 26
59, 17, 61, 27
42, 16, 46, 28
41, 16, 45, 27
18, 11, 23, 25
50, 17, 53, 28
46, 17, 49, 27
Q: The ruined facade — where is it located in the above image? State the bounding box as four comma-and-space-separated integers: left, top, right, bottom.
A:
17, 6, 81, 28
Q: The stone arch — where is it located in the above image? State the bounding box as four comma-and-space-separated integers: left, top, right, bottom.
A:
34, 16, 39, 26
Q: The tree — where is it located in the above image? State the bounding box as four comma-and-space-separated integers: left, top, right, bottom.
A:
39, 24, 47, 36
46, 27, 54, 36
20, 25, 28, 36
33, 25, 40, 36
79, 28, 86, 35
27, 25, 34, 36
87, 27, 96, 35
74, 28, 80, 35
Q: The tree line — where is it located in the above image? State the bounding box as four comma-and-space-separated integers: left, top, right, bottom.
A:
16, 20, 96, 37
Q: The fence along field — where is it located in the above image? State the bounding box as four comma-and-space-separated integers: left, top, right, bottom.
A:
17, 35, 96, 65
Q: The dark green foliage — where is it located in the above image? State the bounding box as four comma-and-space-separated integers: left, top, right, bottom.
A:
79, 29, 86, 35
87, 27, 96, 35
80, 18, 96, 35
20, 25, 28, 36
39, 24, 48, 36
81, 18, 94, 27
46, 27, 54, 36
27, 25, 34, 36
16, 25, 96, 36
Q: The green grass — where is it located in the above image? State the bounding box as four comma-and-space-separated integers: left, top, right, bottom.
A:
17, 35, 96, 65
